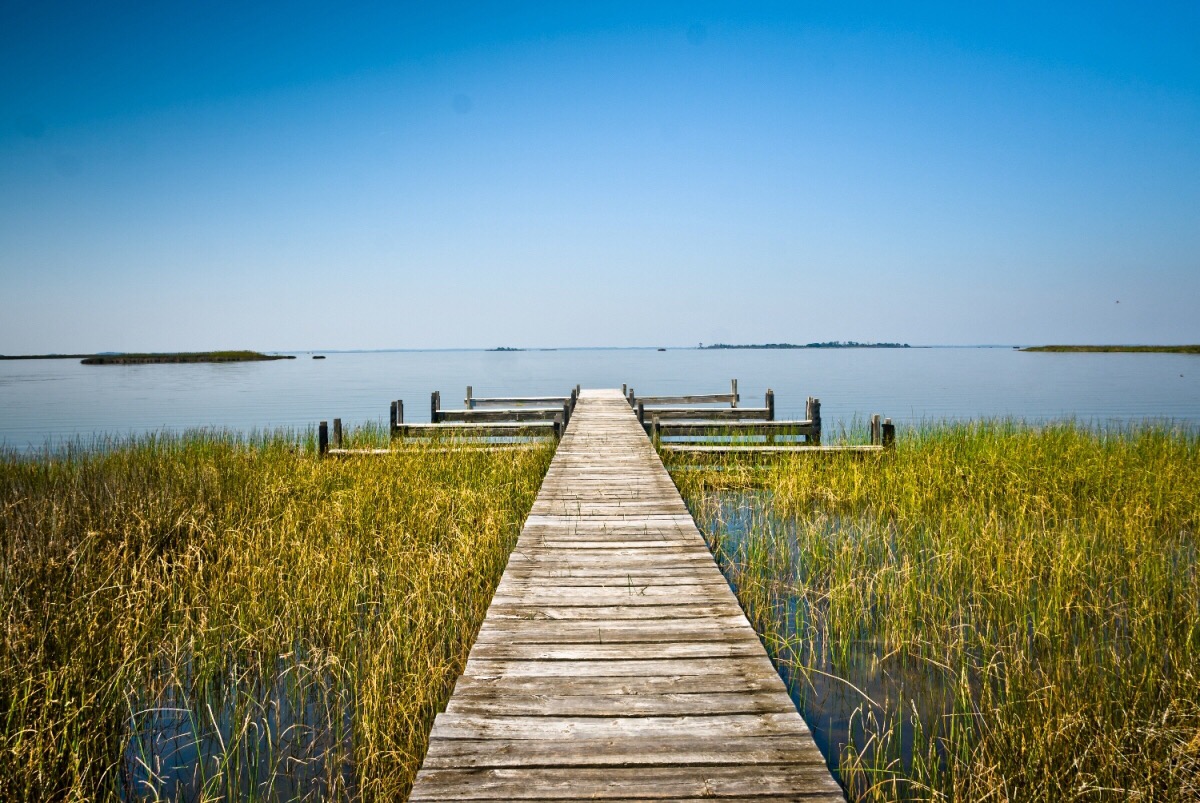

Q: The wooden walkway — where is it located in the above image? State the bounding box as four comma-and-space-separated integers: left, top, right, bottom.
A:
410, 390, 842, 801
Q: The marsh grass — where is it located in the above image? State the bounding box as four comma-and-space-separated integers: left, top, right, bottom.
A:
1, 427, 552, 800
668, 421, 1200, 801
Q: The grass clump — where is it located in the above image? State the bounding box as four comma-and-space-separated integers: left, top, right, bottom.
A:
1, 427, 552, 800
668, 421, 1200, 801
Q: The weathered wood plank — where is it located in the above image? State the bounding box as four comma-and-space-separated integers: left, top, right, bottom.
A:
419, 735, 828, 769
409, 766, 841, 801
663, 444, 883, 454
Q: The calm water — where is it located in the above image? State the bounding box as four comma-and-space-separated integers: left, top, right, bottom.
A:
2, 347, 1198, 451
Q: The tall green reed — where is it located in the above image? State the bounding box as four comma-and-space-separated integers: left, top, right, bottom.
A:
1, 428, 552, 800
670, 421, 1200, 801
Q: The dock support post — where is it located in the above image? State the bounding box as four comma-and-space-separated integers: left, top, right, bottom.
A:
318, 421, 328, 456
389, 402, 398, 435
731, 379, 739, 408
622, 383, 627, 397
563, 401, 571, 428
627, 388, 636, 407
553, 417, 562, 439
431, 391, 441, 424
882, 418, 896, 449
637, 401, 645, 425
333, 418, 342, 449
765, 389, 774, 422
466, 385, 474, 409
808, 397, 822, 445
870, 413, 881, 445
650, 414, 660, 444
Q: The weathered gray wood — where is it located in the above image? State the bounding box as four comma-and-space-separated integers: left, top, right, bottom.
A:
634, 393, 739, 405
438, 408, 563, 423
650, 420, 818, 437
663, 444, 883, 455
410, 390, 840, 800
808, 396, 822, 445
635, 406, 772, 420
332, 418, 342, 448
317, 420, 328, 455
409, 765, 842, 801
467, 396, 570, 408
394, 422, 557, 437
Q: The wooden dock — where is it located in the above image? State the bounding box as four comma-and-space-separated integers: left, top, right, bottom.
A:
410, 389, 842, 801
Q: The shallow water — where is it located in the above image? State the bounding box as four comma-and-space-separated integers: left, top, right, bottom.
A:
3, 347, 1199, 451
699, 492, 964, 795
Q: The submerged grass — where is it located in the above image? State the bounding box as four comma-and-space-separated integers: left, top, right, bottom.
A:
668, 421, 1200, 801
1, 426, 552, 800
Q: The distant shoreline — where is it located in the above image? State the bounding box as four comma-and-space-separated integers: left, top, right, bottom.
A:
1021, 345, 1200, 354
701, 341, 911, 350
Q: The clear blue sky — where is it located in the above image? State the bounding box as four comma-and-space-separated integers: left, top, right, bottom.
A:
2, 1, 1198, 351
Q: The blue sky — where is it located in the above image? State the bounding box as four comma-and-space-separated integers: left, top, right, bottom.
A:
2, 2, 1198, 351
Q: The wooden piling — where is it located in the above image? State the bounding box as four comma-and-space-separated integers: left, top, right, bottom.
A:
882, 418, 896, 449
333, 418, 343, 449
318, 421, 328, 456
765, 389, 775, 422
808, 398, 822, 446
731, 378, 739, 408
431, 391, 441, 424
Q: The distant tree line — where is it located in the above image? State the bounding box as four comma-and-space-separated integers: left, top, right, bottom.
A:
701, 341, 911, 350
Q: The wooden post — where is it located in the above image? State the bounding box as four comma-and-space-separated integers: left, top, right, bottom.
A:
765, 389, 774, 422
396, 399, 404, 425
430, 391, 441, 424
731, 379, 739, 408
389, 401, 398, 434
466, 385, 474, 409
650, 414, 660, 444
553, 417, 562, 439
318, 421, 328, 456
333, 418, 343, 449
570, 387, 578, 412
870, 413, 881, 446
622, 383, 627, 397
562, 401, 571, 428
882, 418, 896, 449
637, 401, 645, 425
627, 388, 636, 407
810, 397, 822, 446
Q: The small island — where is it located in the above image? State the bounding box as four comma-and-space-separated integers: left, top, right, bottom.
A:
702, 341, 911, 350
1021, 345, 1200, 354
490, 347, 525, 352
80, 351, 295, 365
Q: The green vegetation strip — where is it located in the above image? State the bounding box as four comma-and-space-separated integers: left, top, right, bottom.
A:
667, 422, 1200, 801
1021, 345, 1200, 353
81, 350, 295, 364
1, 427, 553, 800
